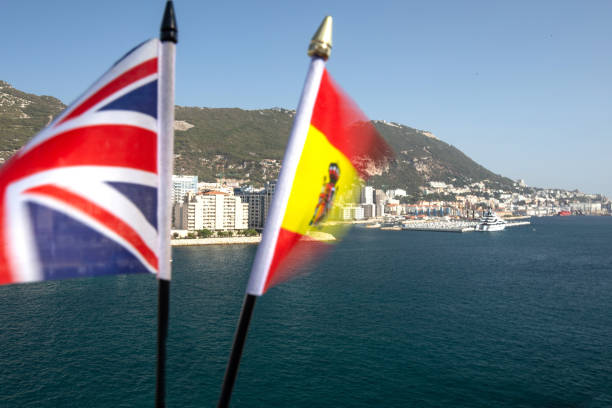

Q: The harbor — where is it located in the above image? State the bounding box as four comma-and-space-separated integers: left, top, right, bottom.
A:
368, 217, 531, 233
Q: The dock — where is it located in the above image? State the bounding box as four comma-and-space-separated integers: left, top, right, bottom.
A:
402, 220, 478, 233
376, 219, 531, 233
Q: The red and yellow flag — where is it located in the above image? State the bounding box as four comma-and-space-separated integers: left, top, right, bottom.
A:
247, 61, 393, 295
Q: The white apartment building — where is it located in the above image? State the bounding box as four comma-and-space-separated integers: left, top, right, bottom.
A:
341, 205, 364, 221
172, 175, 198, 203
571, 202, 602, 214
174, 191, 248, 231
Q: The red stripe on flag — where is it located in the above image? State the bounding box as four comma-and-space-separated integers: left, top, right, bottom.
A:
25, 184, 159, 271
310, 69, 392, 179
0, 124, 156, 284
0, 248, 12, 284
58, 58, 158, 125
263, 228, 331, 293
4, 125, 157, 179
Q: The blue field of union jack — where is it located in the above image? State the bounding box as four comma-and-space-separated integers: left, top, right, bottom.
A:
0, 39, 162, 285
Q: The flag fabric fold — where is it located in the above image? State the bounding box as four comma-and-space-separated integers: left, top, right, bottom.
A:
0, 39, 166, 285
247, 59, 393, 296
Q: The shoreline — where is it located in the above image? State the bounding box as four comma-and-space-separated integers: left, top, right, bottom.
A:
171, 236, 261, 246
171, 231, 336, 246
171, 219, 538, 245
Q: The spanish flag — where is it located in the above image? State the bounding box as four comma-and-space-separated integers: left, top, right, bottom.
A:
246, 59, 393, 296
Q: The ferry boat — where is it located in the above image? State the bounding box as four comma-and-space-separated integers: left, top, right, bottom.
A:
475, 210, 507, 231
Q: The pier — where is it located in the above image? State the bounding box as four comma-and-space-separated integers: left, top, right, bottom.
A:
373, 219, 531, 233
402, 220, 477, 233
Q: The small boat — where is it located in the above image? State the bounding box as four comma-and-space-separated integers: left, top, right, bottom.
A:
365, 222, 381, 229
475, 210, 506, 231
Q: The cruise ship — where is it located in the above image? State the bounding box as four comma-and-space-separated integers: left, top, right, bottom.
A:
475, 210, 507, 231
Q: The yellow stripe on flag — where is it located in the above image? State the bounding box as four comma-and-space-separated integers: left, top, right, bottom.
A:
281, 124, 362, 236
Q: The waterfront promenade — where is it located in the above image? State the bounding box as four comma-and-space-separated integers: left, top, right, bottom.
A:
171, 236, 261, 246
171, 231, 335, 246
171, 219, 532, 245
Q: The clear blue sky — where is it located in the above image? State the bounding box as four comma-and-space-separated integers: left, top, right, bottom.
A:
2, 1, 611, 198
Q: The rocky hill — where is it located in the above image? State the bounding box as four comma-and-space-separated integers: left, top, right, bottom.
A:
0, 81, 65, 164
0, 81, 514, 194
173, 107, 514, 192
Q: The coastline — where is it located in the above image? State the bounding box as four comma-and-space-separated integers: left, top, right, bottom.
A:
171, 236, 261, 246
171, 231, 336, 246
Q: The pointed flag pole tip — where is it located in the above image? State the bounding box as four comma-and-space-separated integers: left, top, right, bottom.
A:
160, 1, 178, 43
308, 16, 333, 60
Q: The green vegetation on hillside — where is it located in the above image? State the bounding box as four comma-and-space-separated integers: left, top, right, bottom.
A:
0, 81, 65, 162
174, 107, 293, 183
370, 121, 513, 191
0, 80, 514, 193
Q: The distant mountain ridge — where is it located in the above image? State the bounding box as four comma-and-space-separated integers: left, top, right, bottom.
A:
0, 81, 514, 194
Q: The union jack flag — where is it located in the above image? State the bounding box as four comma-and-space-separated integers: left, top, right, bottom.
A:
0, 39, 165, 285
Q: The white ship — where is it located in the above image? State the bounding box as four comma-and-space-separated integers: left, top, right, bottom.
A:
475, 210, 507, 231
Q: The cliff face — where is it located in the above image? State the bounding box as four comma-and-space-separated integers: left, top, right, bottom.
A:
0, 81, 513, 193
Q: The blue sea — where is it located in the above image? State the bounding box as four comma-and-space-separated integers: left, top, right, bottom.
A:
1, 216, 611, 407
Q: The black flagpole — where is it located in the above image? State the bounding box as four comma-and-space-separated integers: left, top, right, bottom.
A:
156, 278, 171, 408
217, 15, 333, 408
156, 2, 177, 408
217, 294, 257, 408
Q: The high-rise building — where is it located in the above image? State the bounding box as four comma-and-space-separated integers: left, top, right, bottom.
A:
237, 181, 276, 230
174, 191, 248, 231
172, 175, 198, 203
361, 203, 375, 219
238, 192, 266, 230
375, 189, 387, 217
360, 186, 374, 205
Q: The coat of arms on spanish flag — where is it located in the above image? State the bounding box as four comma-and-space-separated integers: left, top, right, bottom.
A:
246, 61, 393, 296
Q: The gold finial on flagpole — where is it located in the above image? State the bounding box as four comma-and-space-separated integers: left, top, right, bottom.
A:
308, 16, 333, 60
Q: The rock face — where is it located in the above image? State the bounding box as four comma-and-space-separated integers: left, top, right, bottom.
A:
0, 81, 513, 193
174, 120, 194, 131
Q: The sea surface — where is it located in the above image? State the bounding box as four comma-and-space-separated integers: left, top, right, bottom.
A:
1, 216, 611, 407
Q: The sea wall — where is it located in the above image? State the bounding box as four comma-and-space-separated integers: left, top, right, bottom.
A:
171, 236, 261, 246
171, 231, 335, 246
